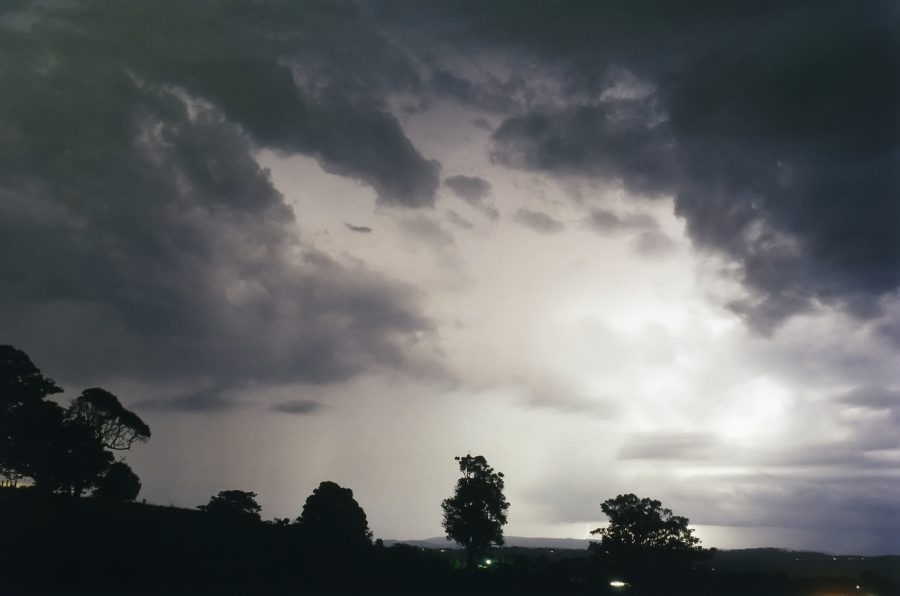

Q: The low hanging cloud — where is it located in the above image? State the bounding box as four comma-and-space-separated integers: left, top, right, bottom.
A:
345, 223, 374, 234
444, 175, 499, 220
445, 175, 491, 201
586, 209, 657, 234
137, 387, 242, 414
618, 432, 720, 461
270, 399, 324, 415
512, 208, 565, 234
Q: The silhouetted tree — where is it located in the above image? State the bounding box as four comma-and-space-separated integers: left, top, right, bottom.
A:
198, 490, 262, 521
0, 345, 62, 485
591, 493, 700, 550
11, 398, 68, 491
0, 346, 148, 496
441, 454, 510, 569
53, 419, 113, 496
590, 494, 702, 588
296, 481, 372, 550
3, 389, 110, 496
67, 388, 151, 450
94, 461, 141, 501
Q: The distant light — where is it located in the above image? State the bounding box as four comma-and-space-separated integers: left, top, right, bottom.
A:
484, 559, 492, 566
856, 586, 860, 590
610, 580, 627, 588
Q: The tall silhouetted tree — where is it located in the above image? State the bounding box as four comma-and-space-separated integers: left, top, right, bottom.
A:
297, 481, 372, 551
67, 388, 151, 451
199, 490, 263, 521
0, 345, 62, 485
94, 461, 141, 501
441, 454, 510, 569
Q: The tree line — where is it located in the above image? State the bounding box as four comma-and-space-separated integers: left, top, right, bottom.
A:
0, 345, 148, 498
10, 344, 885, 594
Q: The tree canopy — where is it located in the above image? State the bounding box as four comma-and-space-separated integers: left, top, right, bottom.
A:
297, 481, 372, 550
591, 493, 701, 551
441, 454, 510, 568
68, 388, 151, 451
94, 461, 142, 502
198, 490, 263, 521
0, 345, 148, 496
0, 345, 63, 485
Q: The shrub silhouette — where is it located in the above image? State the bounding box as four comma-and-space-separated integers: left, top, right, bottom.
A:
94, 461, 142, 501
198, 489, 263, 521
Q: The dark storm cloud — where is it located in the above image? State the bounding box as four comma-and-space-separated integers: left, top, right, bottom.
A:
836, 386, 900, 411
472, 118, 493, 131
445, 175, 491, 202
691, 473, 900, 552
583, 209, 675, 256
586, 209, 657, 233
345, 223, 374, 234
271, 400, 323, 415
19, 1, 439, 209
138, 387, 240, 413
0, 1, 442, 399
461, 1, 900, 331
512, 208, 565, 234
444, 175, 499, 220
491, 98, 676, 198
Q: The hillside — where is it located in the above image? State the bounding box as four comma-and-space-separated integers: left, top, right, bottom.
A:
2, 488, 897, 595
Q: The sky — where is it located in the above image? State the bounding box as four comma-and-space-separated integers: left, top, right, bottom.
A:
1, 0, 899, 555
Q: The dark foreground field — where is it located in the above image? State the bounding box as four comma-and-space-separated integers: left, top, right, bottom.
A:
0, 488, 896, 595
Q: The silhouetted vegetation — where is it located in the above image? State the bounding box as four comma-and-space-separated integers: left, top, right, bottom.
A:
589, 493, 707, 592
94, 460, 142, 501
442, 454, 510, 569
1, 345, 897, 594
68, 387, 151, 451
0, 345, 146, 497
297, 480, 373, 551
198, 489, 263, 521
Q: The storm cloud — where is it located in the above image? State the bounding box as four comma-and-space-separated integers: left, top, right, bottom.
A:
457, 0, 900, 331
4, 0, 900, 555
0, 1, 442, 398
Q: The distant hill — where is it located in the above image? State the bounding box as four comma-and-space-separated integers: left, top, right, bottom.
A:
711, 548, 900, 583
385, 538, 900, 583
384, 536, 593, 550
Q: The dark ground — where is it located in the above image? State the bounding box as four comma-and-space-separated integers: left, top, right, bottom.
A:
0, 488, 896, 595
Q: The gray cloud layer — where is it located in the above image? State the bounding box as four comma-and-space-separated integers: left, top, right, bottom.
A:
512, 208, 565, 234
444, 175, 498, 220
0, 1, 442, 397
